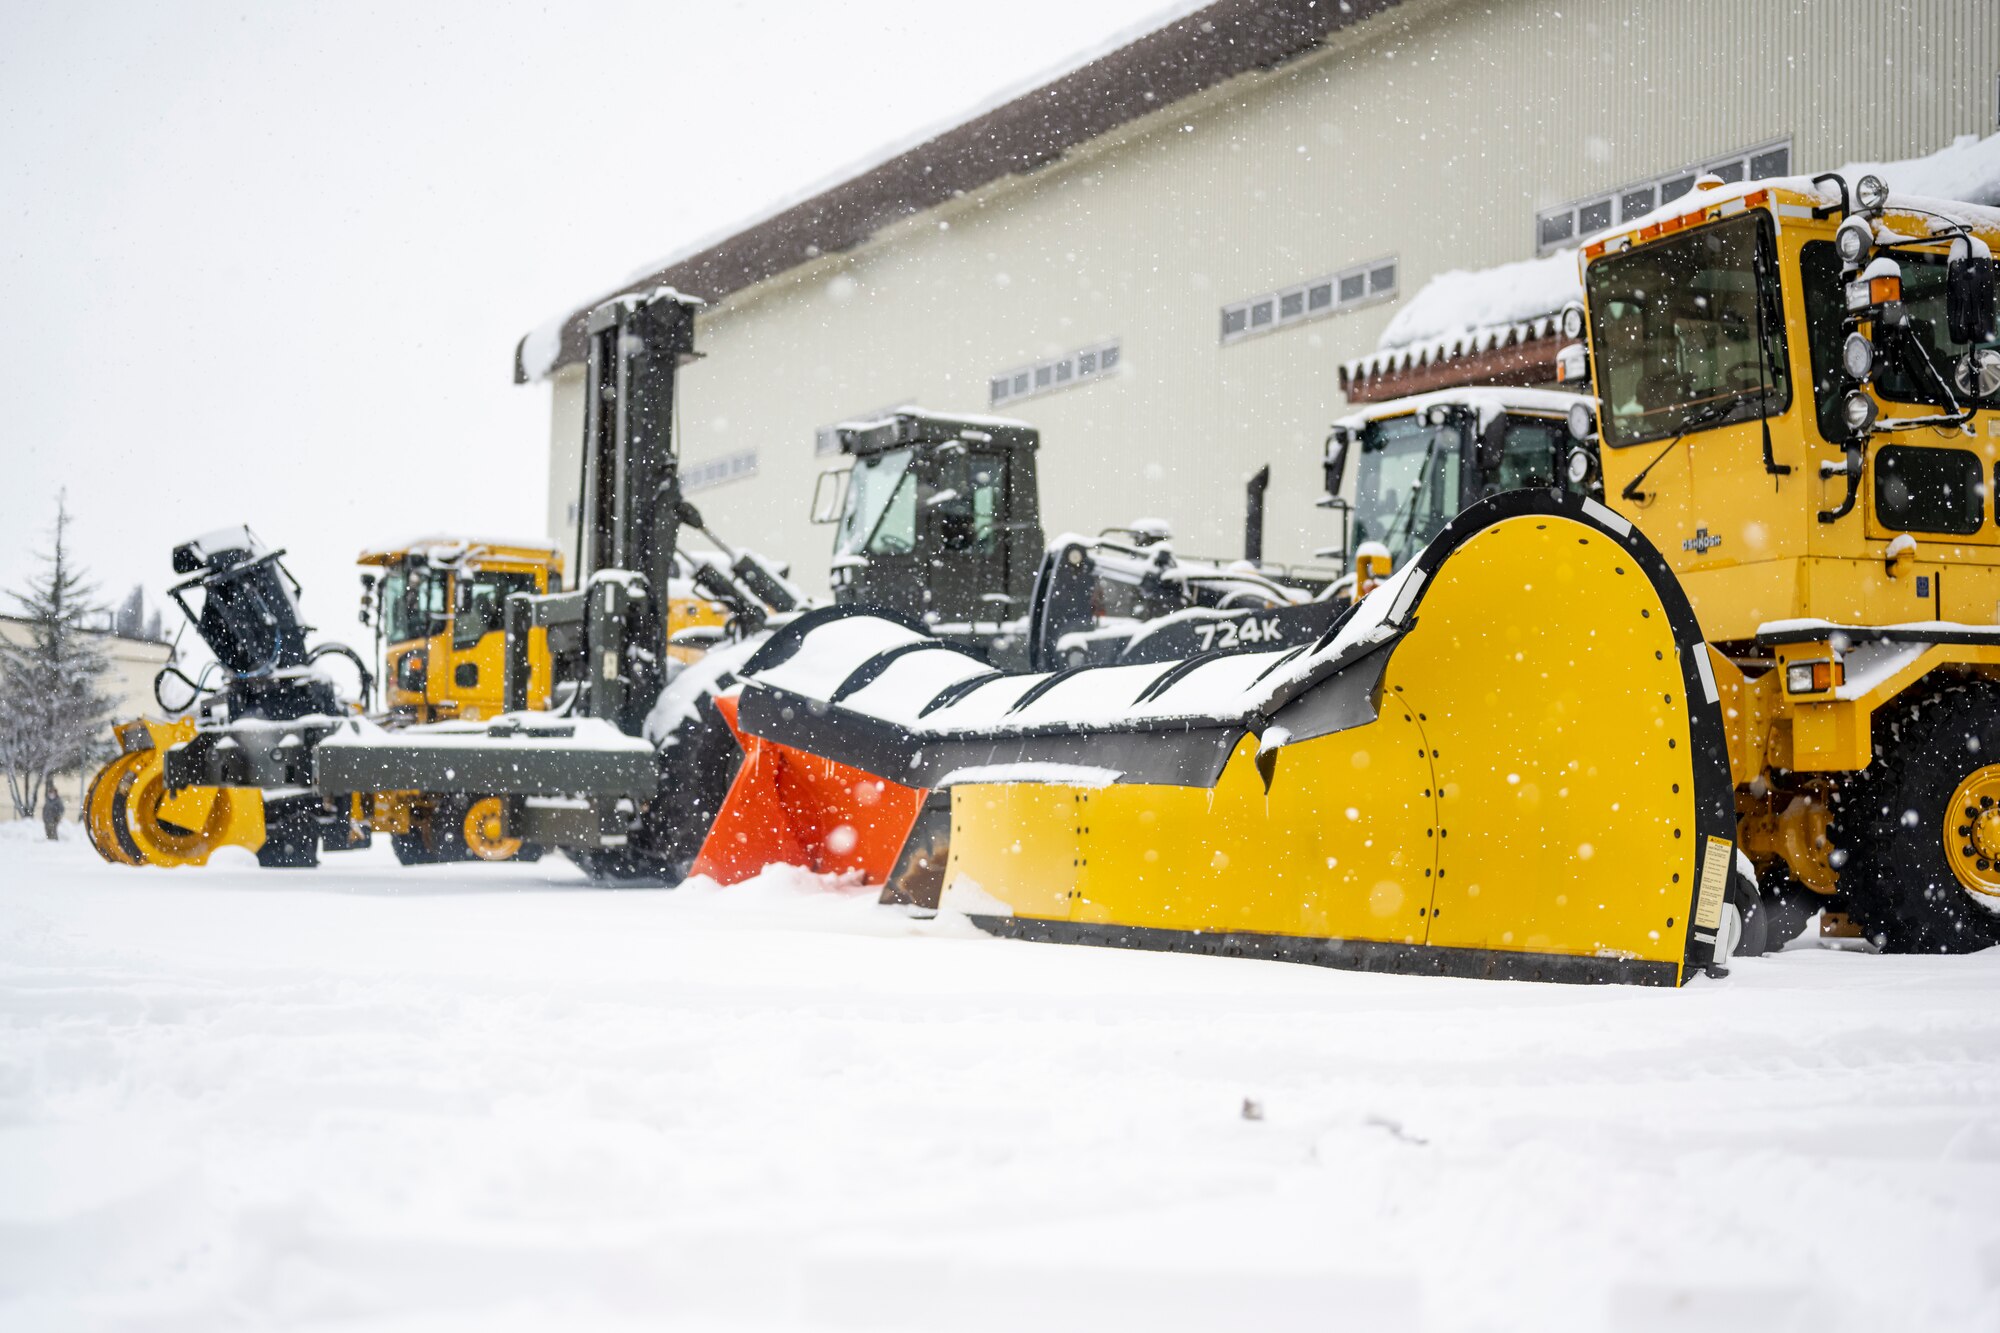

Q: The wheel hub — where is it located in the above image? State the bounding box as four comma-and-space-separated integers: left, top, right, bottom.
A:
463, 796, 522, 862
1944, 764, 2000, 900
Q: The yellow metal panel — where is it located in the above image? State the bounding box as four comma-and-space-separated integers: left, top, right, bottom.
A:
1404, 517, 1698, 965
942, 784, 1085, 923
1066, 723, 1437, 943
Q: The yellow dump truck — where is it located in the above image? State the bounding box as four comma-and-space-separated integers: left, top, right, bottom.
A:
1559, 169, 2000, 951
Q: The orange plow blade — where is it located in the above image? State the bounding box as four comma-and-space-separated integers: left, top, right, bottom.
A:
688, 692, 927, 886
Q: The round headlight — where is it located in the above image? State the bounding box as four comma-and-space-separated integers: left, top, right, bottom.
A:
1855, 174, 1890, 213
1566, 448, 1594, 486
1841, 390, 1878, 436
1835, 216, 1872, 266
1560, 304, 1586, 340
1425, 405, 1450, 426
1840, 331, 1874, 381
1566, 401, 1595, 441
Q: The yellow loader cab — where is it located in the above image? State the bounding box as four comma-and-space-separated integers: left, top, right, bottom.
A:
358, 537, 564, 723
1566, 170, 2000, 952
1322, 387, 1595, 597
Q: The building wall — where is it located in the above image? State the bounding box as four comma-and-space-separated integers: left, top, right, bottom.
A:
544, 0, 2000, 594
0, 618, 173, 819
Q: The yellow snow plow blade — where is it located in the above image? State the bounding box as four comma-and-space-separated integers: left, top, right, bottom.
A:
84, 718, 265, 867
728, 491, 1738, 986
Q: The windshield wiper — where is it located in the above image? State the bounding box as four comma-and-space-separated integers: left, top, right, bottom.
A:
1620, 397, 1742, 503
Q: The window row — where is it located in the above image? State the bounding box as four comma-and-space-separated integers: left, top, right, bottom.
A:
1220, 257, 1397, 345
1535, 138, 1792, 254
683, 448, 760, 494
989, 338, 1122, 407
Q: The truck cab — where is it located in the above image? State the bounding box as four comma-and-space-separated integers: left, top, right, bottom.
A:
817, 410, 1045, 650
1324, 387, 1594, 579
360, 538, 564, 723
1570, 170, 2000, 950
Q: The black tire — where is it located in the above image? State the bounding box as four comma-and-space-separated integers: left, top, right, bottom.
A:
1830, 679, 2000, 954
256, 800, 321, 869
1730, 866, 1770, 958
635, 691, 746, 884
1752, 858, 1823, 951
562, 846, 672, 886
390, 831, 438, 866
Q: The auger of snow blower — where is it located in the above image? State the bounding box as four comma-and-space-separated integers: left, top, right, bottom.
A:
85, 527, 375, 868
702, 489, 1742, 986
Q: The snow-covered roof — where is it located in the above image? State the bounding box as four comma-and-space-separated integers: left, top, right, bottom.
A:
358, 536, 564, 565
1341, 249, 1581, 388
1332, 385, 1584, 433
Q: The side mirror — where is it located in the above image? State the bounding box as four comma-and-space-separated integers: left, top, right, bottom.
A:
1946, 253, 1998, 346
1476, 415, 1506, 473
1321, 427, 1352, 499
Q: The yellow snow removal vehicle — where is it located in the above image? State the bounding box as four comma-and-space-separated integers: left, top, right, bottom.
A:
1549, 168, 2000, 953
359, 537, 565, 724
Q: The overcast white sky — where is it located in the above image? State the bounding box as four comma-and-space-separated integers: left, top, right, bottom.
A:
0, 0, 1177, 639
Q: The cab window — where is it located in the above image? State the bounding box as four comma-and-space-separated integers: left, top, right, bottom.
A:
1874, 445, 1984, 536
933, 451, 1007, 553
1587, 213, 1791, 447
1495, 418, 1563, 491
385, 565, 447, 644
453, 570, 539, 648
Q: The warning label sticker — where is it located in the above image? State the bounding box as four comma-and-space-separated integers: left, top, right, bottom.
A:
1694, 836, 1731, 931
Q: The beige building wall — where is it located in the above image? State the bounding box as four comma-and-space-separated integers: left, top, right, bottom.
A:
544, 0, 2000, 594
0, 618, 173, 819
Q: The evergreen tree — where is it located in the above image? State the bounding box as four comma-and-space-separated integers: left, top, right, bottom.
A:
0, 496, 118, 819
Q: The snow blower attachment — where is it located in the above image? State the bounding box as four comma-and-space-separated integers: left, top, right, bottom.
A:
712, 491, 1739, 986
84, 527, 375, 868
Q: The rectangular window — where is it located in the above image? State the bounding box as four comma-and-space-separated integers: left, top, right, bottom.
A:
1219, 257, 1398, 345
1536, 137, 1792, 254
684, 448, 759, 495
1875, 445, 1984, 535
988, 338, 1122, 406
1750, 145, 1790, 178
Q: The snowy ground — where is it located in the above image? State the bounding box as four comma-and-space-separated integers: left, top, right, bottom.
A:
4, 824, 1999, 1332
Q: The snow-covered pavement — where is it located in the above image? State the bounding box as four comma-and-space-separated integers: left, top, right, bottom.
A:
4, 826, 1999, 1332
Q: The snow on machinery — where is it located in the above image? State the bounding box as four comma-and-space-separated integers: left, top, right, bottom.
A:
709, 486, 1741, 984
810, 408, 1345, 671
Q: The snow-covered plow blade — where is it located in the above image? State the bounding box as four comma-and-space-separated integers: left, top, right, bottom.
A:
720, 491, 1739, 986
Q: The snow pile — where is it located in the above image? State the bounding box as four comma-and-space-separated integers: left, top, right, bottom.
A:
1838, 132, 2000, 209
1343, 249, 1580, 389
5, 833, 2000, 1330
